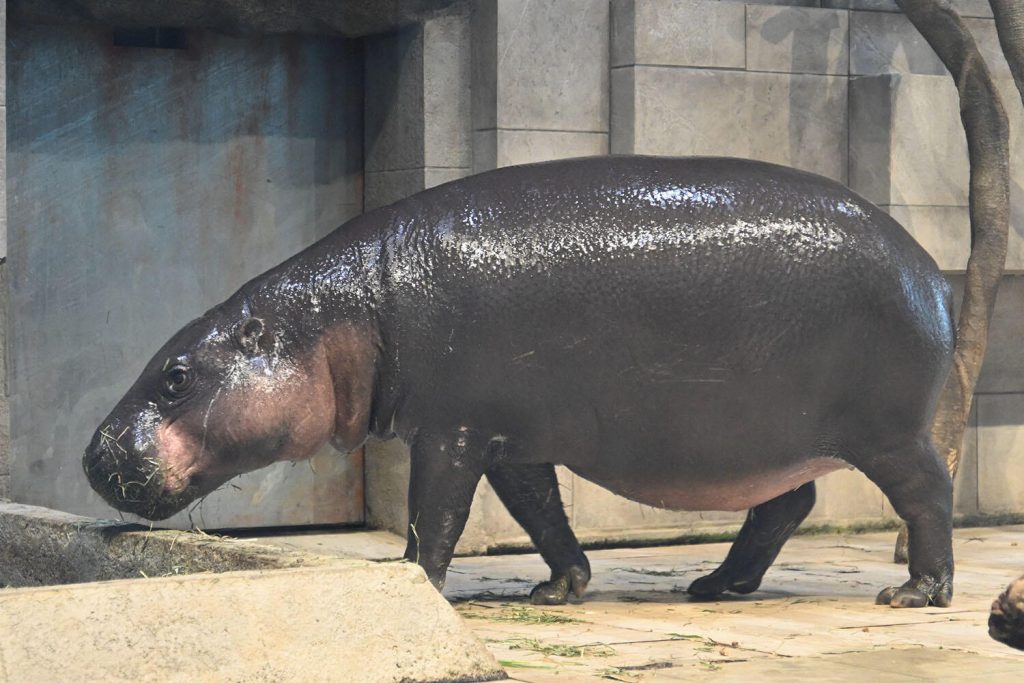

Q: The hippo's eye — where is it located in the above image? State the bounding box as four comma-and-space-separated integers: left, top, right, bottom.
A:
163, 365, 195, 399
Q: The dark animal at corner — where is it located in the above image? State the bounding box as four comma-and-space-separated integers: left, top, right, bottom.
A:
990, 576, 1024, 650
84, 156, 957, 608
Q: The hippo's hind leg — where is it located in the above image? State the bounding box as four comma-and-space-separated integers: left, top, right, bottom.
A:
404, 430, 488, 591
687, 482, 816, 599
487, 463, 591, 605
856, 438, 953, 608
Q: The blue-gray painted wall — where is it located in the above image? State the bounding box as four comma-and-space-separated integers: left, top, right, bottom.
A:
6, 23, 366, 526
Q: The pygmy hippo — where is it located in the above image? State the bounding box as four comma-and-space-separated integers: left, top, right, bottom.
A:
990, 575, 1024, 649
84, 156, 956, 608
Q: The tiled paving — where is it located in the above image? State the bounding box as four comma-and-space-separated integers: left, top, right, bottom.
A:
256, 525, 1024, 681
445, 526, 1024, 681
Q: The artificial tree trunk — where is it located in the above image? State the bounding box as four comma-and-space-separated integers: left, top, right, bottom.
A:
990, 0, 1024, 105
892, 0, 1010, 562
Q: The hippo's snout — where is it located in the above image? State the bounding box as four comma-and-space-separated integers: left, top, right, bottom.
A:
82, 424, 191, 521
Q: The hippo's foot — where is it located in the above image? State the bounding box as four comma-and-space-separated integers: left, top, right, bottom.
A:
686, 568, 762, 599
989, 576, 1024, 650
530, 564, 590, 605
875, 577, 952, 608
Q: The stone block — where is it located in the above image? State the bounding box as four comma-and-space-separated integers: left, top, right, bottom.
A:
824, 0, 993, 16
609, 67, 636, 154
365, 25, 425, 173
611, 66, 847, 182
977, 394, 1024, 514
886, 200, 1024, 276
366, 10, 472, 174
470, 0, 498, 129
806, 468, 888, 524
851, 12, 1010, 79
365, 169, 425, 210
851, 73, 1024, 271
425, 166, 470, 189
472, 0, 609, 132
882, 205, 971, 271
364, 9, 471, 210
952, 276, 1024, 395
0, 0, 5, 110
364, 439, 411, 540
611, 0, 745, 69
849, 74, 966, 206
723, 0, 818, 6
746, 6, 849, 75
948, 0, 996, 15
473, 129, 608, 172
850, 10, 946, 76
423, 10, 472, 169
364, 168, 466, 210
0, 565, 504, 683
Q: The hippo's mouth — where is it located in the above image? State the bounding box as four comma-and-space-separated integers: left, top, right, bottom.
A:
82, 447, 224, 521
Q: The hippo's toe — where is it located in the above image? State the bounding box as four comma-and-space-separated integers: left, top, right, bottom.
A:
529, 564, 590, 605
687, 568, 762, 599
876, 578, 952, 608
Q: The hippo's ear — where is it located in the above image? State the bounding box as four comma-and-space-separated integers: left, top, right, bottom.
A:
236, 317, 276, 356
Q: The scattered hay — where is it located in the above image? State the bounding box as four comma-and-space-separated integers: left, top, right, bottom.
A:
613, 566, 690, 577
498, 660, 555, 670
502, 637, 615, 658
461, 603, 582, 625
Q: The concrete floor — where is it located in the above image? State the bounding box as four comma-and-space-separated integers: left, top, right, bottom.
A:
255, 525, 1024, 681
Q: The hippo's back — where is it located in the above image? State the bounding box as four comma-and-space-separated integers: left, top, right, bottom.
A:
372, 156, 954, 506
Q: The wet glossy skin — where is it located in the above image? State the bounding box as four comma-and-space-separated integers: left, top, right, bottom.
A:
84, 156, 956, 608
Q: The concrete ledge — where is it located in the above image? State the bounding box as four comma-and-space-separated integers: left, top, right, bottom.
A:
0, 565, 505, 683
0, 501, 334, 588
8, 0, 464, 38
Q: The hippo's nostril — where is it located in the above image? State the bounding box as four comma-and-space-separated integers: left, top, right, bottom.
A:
83, 424, 167, 510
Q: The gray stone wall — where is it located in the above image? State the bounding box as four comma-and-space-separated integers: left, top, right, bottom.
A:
6, 0, 1023, 542
472, 0, 610, 170
364, 7, 474, 209
0, 0, 8, 501
0, 264, 9, 502
365, 0, 1024, 551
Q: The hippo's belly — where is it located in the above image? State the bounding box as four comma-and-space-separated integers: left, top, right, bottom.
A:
569, 456, 848, 512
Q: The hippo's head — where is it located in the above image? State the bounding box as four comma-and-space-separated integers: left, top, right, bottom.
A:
82, 296, 375, 521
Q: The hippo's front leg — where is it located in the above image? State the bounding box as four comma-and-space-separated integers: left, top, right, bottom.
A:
404, 429, 488, 590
